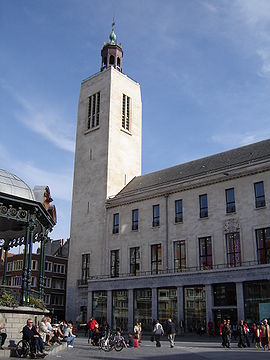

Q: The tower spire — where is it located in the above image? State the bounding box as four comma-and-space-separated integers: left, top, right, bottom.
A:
101, 20, 123, 72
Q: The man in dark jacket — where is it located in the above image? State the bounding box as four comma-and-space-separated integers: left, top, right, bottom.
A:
237, 320, 246, 348
166, 318, 176, 348
22, 319, 45, 357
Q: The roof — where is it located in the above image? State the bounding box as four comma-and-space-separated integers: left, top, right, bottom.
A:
0, 169, 35, 201
115, 138, 270, 198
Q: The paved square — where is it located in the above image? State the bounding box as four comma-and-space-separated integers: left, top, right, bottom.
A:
49, 336, 270, 360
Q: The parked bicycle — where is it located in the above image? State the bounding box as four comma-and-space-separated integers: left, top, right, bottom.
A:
99, 330, 125, 352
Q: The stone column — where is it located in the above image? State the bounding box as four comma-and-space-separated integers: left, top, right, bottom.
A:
177, 286, 184, 335
152, 288, 158, 323
236, 282, 245, 322
128, 289, 134, 332
205, 284, 214, 326
107, 290, 112, 328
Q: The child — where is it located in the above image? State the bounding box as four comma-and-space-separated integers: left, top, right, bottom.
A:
133, 334, 139, 348
127, 333, 134, 347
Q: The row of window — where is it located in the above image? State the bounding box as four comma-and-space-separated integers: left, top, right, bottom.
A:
110, 226, 270, 277
87, 92, 132, 132
43, 294, 64, 306
112, 181, 267, 233
5, 275, 65, 290
6, 260, 66, 274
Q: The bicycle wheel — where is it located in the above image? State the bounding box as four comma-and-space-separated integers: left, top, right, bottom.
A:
114, 340, 124, 352
16, 340, 30, 358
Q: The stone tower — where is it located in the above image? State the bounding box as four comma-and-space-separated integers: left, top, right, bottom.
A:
66, 25, 142, 321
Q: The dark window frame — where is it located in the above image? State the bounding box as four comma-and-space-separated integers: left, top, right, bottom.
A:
151, 244, 162, 274
225, 188, 236, 213
199, 194, 208, 218
175, 199, 183, 223
254, 181, 266, 208
256, 227, 270, 264
130, 246, 140, 275
113, 213, 119, 234
199, 236, 212, 270
132, 209, 139, 231
174, 240, 186, 272
226, 232, 241, 267
110, 250, 120, 278
152, 204, 160, 227
81, 253, 90, 282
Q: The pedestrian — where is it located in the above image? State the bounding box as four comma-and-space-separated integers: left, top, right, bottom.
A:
153, 320, 164, 347
63, 321, 75, 348
127, 333, 134, 347
243, 321, 250, 347
224, 319, 231, 348
255, 324, 261, 348
0, 323, 7, 350
87, 317, 98, 345
134, 321, 142, 343
237, 320, 246, 348
220, 319, 226, 347
261, 319, 270, 351
166, 318, 176, 348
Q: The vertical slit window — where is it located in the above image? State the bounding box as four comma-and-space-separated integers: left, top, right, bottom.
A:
151, 244, 162, 274
96, 92, 100, 126
122, 94, 131, 131
87, 92, 100, 130
226, 233, 241, 267
81, 254, 90, 283
122, 95, 126, 128
130, 247, 140, 275
174, 241, 186, 272
87, 96, 92, 129
256, 227, 270, 264
111, 250, 119, 278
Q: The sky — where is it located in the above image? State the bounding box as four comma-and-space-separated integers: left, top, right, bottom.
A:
1, 0, 270, 242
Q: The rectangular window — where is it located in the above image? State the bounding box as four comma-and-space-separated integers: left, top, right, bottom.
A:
199, 194, 208, 218
175, 199, 183, 223
82, 253, 90, 282
44, 277, 51, 288
13, 260, 23, 271
225, 188, 236, 213
44, 294, 50, 305
256, 227, 270, 264
199, 236, 212, 270
152, 205, 160, 227
32, 260, 37, 271
130, 247, 140, 275
7, 262, 13, 272
254, 181, 265, 208
111, 250, 119, 278
122, 94, 131, 131
226, 232, 241, 267
113, 213, 119, 234
151, 244, 162, 274
31, 276, 37, 287
53, 263, 65, 274
51, 294, 64, 306
45, 261, 52, 272
52, 278, 65, 290
174, 241, 186, 272
87, 92, 101, 130
132, 209, 139, 231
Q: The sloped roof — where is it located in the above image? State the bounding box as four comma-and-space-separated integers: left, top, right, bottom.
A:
116, 138, 270, 197
0, 169, 35, 201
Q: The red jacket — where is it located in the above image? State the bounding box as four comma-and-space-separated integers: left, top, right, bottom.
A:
88, 319, 98, 331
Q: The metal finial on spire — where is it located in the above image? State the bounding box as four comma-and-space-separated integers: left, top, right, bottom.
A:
112, 17, 115, 32
109, 17, 117, 44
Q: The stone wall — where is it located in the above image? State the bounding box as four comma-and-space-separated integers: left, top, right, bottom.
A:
0, 306, 49, 344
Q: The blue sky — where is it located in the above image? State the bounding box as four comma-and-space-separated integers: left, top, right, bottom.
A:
1, 0, 270, 241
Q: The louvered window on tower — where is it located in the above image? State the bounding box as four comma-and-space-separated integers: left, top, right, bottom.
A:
122, 94, 131, 131
87, 92, 101, 130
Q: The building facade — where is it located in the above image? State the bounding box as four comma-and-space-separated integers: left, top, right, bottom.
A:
66, 28, 270, 332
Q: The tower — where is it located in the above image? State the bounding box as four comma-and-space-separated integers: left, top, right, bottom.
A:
66, 25, 142, 321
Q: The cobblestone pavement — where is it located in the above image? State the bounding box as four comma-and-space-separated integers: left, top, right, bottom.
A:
49, 336, 270, 360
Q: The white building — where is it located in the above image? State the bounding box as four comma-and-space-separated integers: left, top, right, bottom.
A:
66, 27, 270, 333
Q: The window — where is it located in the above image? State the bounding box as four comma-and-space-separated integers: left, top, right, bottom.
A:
256, 227, 270, 264
51, 295, 64, 306
175, 199, 183, 223
174, 241, 186, 272
225, 188, 236, 213
87, 92, 100, 130
122, 94, 131, 131
31, 277, 37, 287
12, 276, 21, 286
226, 232, 241, 267
44, 294, 50, 305
132, 209, 139, 231
111, 250, 119, 278
130, 247, 140, 275
82, 253, 90, 282
45, 261, 52, 272
113, 213, 119, 234
254, 181, 265, 208
199, 237, 212, 270
44, 277, 51, 288
53, 263, 65, 274
52, 278, 65, 290
151, 244, 162, 274
152, 205, 160, 227
199, 194, 208, 218
13, 260, 23, 271
7, 262, 13, 272
32, 260, 37, 271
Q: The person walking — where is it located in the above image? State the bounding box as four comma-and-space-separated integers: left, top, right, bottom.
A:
243, 321, 250, 347
224, 319, 232, 348
153, 320, 164, 347
220, 319, 226, 347
238, 320, 246, 348
166, 318, 176, 348
261, 319, 270, 351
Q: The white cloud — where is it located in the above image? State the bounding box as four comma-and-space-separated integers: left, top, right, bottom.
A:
211, 129, 270, 148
